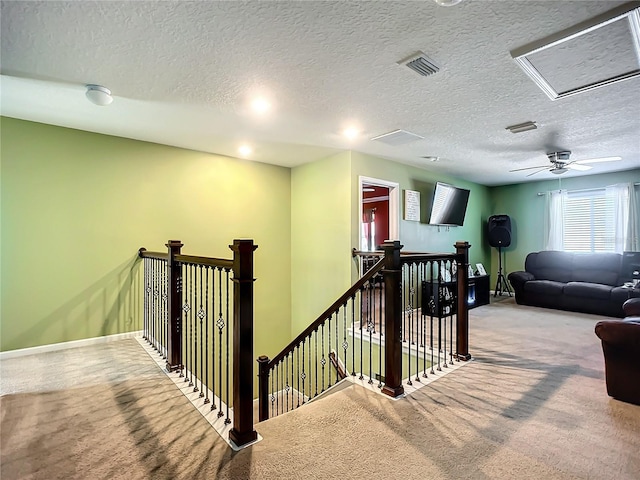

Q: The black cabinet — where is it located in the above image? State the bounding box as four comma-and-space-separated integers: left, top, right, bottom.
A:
468, 275, 490, 309
421, 275, 490, 317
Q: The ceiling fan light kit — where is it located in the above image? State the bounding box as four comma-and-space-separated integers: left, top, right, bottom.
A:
85, 84, 113, 106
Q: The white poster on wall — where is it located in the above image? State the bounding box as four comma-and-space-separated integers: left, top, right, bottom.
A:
404, 190, 420, 221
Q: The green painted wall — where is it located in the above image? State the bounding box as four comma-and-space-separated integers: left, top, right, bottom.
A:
350, 152, 493, 269
0, 117, 292, 356
290, 152, 352, 335
489, 169, 640, 278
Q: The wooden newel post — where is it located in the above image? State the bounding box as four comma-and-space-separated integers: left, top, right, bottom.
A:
257, 355, 270, 422
381, 240, 405, 398
229, 239, 259, 448
455, 241, 472, 361
166, 240, 184, 373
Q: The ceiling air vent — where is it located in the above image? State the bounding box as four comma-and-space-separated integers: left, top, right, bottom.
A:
371, 129, 425, 146
398, 51, 440, 77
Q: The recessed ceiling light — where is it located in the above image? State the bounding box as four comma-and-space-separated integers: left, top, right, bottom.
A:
250, 97, 271, 115
238, 145, 253, 157
422, 156, 440, 162
433, 0, 463, 6
343, 127, 360, 140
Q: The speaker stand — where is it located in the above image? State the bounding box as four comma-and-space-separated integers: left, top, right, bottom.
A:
494, 246, 512, 297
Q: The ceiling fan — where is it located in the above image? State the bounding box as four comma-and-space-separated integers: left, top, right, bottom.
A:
510, 151, 622, 177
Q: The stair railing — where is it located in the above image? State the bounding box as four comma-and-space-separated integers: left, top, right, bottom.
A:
138, 239, 258, 448
258, 240, 471, 421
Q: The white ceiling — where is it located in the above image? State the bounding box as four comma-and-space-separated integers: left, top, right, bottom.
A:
1, 0, 639, 187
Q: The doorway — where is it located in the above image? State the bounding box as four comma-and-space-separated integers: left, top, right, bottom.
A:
359, 176, 399, 251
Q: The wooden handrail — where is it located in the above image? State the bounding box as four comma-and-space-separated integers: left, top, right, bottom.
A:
352, 248, 457, 262
175, 253, 234, 269
267, 257, 385, 368
138, 248, 168, 260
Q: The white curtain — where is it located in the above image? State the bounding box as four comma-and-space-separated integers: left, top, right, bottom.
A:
545, 189, 565, 251
606, 183, 630, 254
626, 183, 640, 252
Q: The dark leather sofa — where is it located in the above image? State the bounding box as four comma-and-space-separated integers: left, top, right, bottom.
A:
594, 298, 640, 405
508, 251, 640, 318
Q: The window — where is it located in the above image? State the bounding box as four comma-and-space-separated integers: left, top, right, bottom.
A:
546, 184, 631, 253
563, 189, 617, 252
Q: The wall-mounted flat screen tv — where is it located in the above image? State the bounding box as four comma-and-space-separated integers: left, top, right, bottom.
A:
428, 182, 470, 226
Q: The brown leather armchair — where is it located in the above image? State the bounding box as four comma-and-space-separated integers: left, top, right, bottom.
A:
594, 298, 640, 405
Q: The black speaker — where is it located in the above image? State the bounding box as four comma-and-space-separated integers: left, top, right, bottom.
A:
488, 215, 512, 248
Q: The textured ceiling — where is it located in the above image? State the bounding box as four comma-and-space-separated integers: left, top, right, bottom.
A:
1, 0, 639, 186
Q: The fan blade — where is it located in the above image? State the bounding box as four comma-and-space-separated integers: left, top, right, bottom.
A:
575, 156, 622, 164
526, 167, 550, 177
509, 164, 549, 172
567, 163, 592, 171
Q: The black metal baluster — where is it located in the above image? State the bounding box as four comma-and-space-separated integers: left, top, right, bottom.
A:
308, 334, 312, 401
421, 262, 428, 378
301, 341, 307, 405
284, 358, 289, 414
211, 267, 222, 411
407, 264, 413, 386
414, 263, 420, 383
224, 268, 231, 424
430, 261, 435, 375
328, 314, 332, 387
290, 350, 294, 410
275, 361, 279, 417
143, 258, 148, 341
351, 295, 356, 376
184, 265, 191, 384
151, 258, 156, 350
321, 323, 326, 391
335, 307, 340, 384
198, 266, 204, 396
270, 362, 275, 418
358, 290, 364, 380
204, 266, 210, 403
367, 286, 373, 384
190, 264, 197, 383
378, 279, 383, 388
306, 336, 311, 401
296, 344, 301, 407
342, 305, 348, 383
450, 301, 454, 365
314, 329, 319, 397
443, 263, 448, 369
163, 260, 168, 358
217, 268, 224, 418
193, 265, 200, 393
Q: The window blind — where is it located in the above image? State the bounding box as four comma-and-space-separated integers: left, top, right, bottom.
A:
563, 189, 615, 252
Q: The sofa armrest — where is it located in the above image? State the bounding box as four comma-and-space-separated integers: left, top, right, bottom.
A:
507, 271, 535, 286
595, 319, 640, 348
623, 298, 640, 317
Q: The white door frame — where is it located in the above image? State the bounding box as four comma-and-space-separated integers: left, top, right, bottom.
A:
359, 176, 400, 250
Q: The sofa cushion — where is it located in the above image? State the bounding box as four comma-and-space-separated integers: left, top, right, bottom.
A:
564, 281, 613, 300
570, 252, 621, 286
525, 251, 573, 283
523, 280, 565, 296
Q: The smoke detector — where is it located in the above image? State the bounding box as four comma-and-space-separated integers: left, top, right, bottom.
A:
85, 84, 113, 106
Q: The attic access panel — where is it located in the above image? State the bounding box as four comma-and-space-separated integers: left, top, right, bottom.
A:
511, 4, 640, 100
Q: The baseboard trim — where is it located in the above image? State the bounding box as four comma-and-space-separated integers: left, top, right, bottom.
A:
0, 331, 143, 360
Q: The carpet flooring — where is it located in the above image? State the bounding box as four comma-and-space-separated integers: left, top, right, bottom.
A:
1, 297, 639, 479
